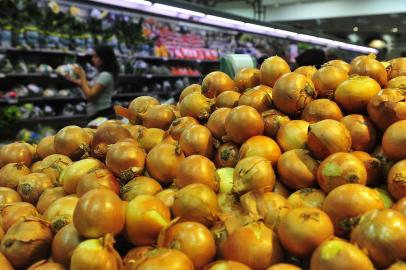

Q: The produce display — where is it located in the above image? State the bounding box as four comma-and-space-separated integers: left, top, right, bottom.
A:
0, 53, 406, 270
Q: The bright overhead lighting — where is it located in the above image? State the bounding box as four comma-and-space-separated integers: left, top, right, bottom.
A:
353, 26, 358, 32
392, 27, 399, 33
206, 15, 245, 26
244, 23, 274, 33
153, 3, 205, 17
125, 0, 152, 6
274, 29, 298, 37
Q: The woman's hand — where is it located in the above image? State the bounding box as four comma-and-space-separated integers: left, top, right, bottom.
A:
73, 66, 86, 79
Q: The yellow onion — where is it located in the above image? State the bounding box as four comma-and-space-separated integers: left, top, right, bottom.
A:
234, 67, 261, 92
233, 156, 275, 195
139, 104, 176, 130
106, 142, 146, 183
367, 88, 406, 130
30, 161, 43, 172
36, 187, 66, 214
172, 183, 218, 226
52, 223, 83, 267
176, 154, 218, 192
179, 84, 202, 102
43, 195, 78, 232
204, 260, 252, 270
350, 54, 388, 86
223, 221, 283, 270
239, 135, 281, 166
179, 124, 214, 158
216, 91, 241, 108
202, 71, 235, 98
36, 136, 56, 160
276, 120, 309, 152
334, 76, 381, 113
272, 72, 317, 116
225, 105, 264, 144
351, 151, 382, 187
310, 237, 375, 270
0, 202, 39, 232
0, 142, 33, 167
27, 260, 66, 270
40, 154, 72, 186
382, 120, 406, 160
326, 59, 351, 73
54, 126, 92, 160
0, 251, 13, 270
70, 234, 123, 270
386, 261, 406, 270
125, 194, 171, 246
302, 99, 344, 123
351, 209, 406, 268
214, 143, 240, 168
17, 173, 53, 204
0, 217, 52, 269
123, 246, 154, 267
157, 221, 216, 269
127, 96, 160, 125
124, 248, 194, 270
155, 188, 177, 209
288, 188, 326, 209
260, 56, 291, 87
388, 57, 406, 79
340, 114, 377, 152
76, 168, 120, 197
91, 124, 132, 160
167, 117, 198, 141
277, 149, 319, 189
387, 159, 406, 201
0, 187, 22, 205
73, 189, 125, 238
120, 176, 162, 201
387, 75, 406, 88
238, 85, 273, 112
207, 108, 232, 140
180, 92, 216, 121
135, 128, 165, 152
262, 109, 290, 138
294, 65, 317, 79
312, 65, 349, 98
60, 158, 104, 194
307, 119, 352, 160
240, 190, 291, 231
0, 163, 30, 189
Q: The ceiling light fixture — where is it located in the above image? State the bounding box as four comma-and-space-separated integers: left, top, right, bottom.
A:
153, 3, 205, 17
392, 27, 399, 33
124, 0, 152, 6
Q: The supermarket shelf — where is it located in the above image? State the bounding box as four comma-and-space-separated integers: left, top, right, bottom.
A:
132, 55, 219, 64
0, 47, 91, 57
118, 74, 201, 83
0, 96, 84, 105
0, 72, 61, 78
17, 114, 88, 124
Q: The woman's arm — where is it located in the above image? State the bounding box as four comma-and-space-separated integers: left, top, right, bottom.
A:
72, 66, 106, 101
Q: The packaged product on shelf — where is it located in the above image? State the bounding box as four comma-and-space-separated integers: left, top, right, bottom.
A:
0, 25, 13, 47
24, 25, 40, 48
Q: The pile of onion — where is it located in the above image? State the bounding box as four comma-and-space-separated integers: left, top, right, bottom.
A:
234, 68, 261, 92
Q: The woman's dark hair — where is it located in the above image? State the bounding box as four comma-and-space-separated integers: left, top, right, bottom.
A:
94, 45, 119, 80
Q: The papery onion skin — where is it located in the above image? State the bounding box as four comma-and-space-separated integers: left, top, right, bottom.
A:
179, 124, 214, 158
294, 65, 318, 79
238, 85, 273, 112
54, 126, 92, 160
223, 221, 283, 270
204, 260, 252, 270
176, 155, 218, 192
125, 195, 171, 246
127, 96, 160, 125
388, 57, 406, 79
40, 154, 72, 186
382, 120, 406, 161
239, 135, 281, 166
17, 173, 54, 204
276, 120, 309, 152
36, 136, 56, 160
91, 124, 132, 160
179, 84, 202, 102
393, 197, 406, 216
322, 184, 384, 235
0, 187, 22, 206
340, 114, 377, 152
124, 248, 194, 270
326, 59, 351, 74
172, 183, 218, 227
350, 209, 406, 268
1, 202, 39, 232
310, 237, 375, 270
278, 208, 334, 257
180, 92, 215, 120
27, 260, 66, 270
168, 117, 199, 141
139, 104, 176, 130
234, 67, 261, 92
146, 143, 185, 185
73, 189, 125, 238
261, 56, 291, 87
307, 119, 352, 160
120, 176, 163, 201
157, 221, 216, 270
0, 142, 33, 167
387, 159, 406, 201
0, 163, 30, 189
312, 65, 349, 98
214, 143, 240, 168
302, 99, 343, 123
288, 188, 326, 209
207, 108, 232, 140
60, 158, 104, 194
216, 91, 241, 108
76, 168, 120, 197
42, 195, 78, 232
70, 234, 123, 270
0, 217, 53, 269
51, 223, 83, 267
202, 71, 235, 98
225, 105, 264, 144
262, 109, 290, 138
